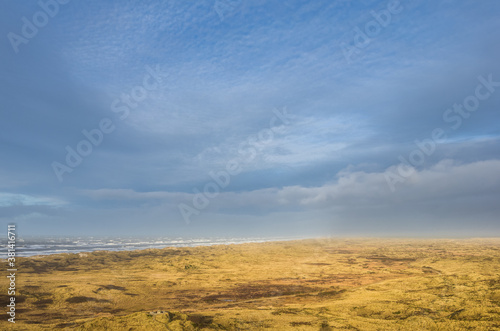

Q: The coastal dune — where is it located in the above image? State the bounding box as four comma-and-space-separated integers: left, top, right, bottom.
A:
2, 238, 500, 330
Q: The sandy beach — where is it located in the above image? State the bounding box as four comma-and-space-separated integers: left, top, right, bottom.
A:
2, 238, 500, 330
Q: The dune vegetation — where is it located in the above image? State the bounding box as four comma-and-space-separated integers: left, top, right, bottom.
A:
2, 238, 500, 330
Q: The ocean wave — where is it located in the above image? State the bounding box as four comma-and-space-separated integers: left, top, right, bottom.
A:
1, 236, 298, 257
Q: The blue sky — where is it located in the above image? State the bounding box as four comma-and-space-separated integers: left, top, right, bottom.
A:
1, 0, 499, 237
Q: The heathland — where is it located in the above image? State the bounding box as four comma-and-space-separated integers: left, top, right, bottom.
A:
1, 238, 500, 330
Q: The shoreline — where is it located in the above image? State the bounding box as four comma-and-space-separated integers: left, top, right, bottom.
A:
3, 236, 306, 258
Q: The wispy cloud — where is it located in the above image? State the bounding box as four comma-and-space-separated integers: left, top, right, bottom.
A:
1, 0, 499, 235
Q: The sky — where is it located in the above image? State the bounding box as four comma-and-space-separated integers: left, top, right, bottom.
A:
0, 0, 499, 237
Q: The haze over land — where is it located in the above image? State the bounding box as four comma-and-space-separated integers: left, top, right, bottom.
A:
1, 0, 499, 238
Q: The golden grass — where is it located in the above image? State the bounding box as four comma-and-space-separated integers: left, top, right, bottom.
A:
1, 238, 500, 330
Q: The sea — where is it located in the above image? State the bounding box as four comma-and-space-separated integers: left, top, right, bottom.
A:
1, 236, 299, 257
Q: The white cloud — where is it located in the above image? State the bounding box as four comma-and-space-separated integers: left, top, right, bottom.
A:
80, 159, 500, 218
0, 193, 66, 208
